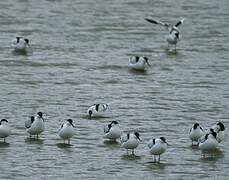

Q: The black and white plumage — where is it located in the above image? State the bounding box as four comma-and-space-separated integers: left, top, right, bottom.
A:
148, 137, 168, 162
58, 119, 75, 144
189, 123, 204, 145
0, 119, 12, 142
103, 121, 122, 141
12, 37, 30, 52
128, 56, 151, 71
199, 129, 218, 154
145, 18, 185, 51
26, 112, 45, 138
120, 132, 141, 155
87, 103, 109, 118
211, 122, 225, 143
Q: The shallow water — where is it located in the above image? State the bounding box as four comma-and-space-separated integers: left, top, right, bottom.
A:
0, 0, 229, 179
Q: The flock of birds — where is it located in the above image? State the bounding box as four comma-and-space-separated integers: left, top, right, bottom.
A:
0, 103, 226, 162
0, 17, 226, 162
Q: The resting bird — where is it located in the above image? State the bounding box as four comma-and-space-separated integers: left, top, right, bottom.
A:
148, 137, 168, 162
211, 122, 225, 143
103, 121, 122, 141
145, 18, 185, 51
58, 119, 75, 144
128, 56, 151, 71
12, 37, 30, 52
189, 123, 204, 145
120, 132, 141, 155
25, 112, 45, 138
87, 103, 109, 118
0, 119, 12, 143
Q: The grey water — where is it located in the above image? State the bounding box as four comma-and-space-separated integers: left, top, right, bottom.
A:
0, 0, 229, 179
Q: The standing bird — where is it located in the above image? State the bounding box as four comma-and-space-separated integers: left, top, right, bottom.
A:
189, 123, 204, 145
148, 137, 168, 162
120, 132, 141, 155
128, 56, 151, 71
87, 103, 109, 118
58, 119, 75, 144
212, 122, 225, 143
0, 119, 12, 143
25, 112, 45, 139
145, 18, 185, 51
199, 129, 218, 155
104, 121, 122, 141
12, 37, 30, 52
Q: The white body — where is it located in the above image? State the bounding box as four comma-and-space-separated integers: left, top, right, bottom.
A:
148, 138, 167, 155
12, 38, 29, 51
199, 134, 218, 152
0, 122, 11, 139
58, 123, 75, 140
166, 32, 179, 45
121, 133, 140, 150
87, 104, 109, 117
212, 124, 225, 143
26, 115, 44, 135
104, 124, 122, 140
128, 56, 148, 71
189, 127, 204, 143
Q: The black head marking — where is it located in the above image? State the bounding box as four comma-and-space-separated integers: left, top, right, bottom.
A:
160, 137, 167, 143
143, 57, 148, 61
153, 138, 156, 145
67, 119, 73, 124
67, 119, 75, 127
193, 123, 199, 130
24, 39, 29, 44
217, 122, 225, 131
111, 121, 118, 125
0, 119, 8, 125
134, 132, 140, 140
37, 112, 43, 117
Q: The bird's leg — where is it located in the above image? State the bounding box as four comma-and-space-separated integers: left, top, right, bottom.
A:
154, 155, 156, 162
132, 149, 134, 155
126, 149, 129, 155
159, 155, 160, 162
68, 139, 70, 145
4, 138, 6, 143
36, 134, 39, 139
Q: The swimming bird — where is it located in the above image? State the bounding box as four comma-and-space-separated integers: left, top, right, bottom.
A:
58, 119, 75, 144
25, 112, 45, 139
212, 122, 225, 143
120, 132, 141, 155
12, 37, 30, 52
0, 119, 12, 143
128, 56, 150, 71
189, 123, 204, 145
104, 121, 122, 141
87, 103, 109, 118
145, 18, 185, 51
199, 129, 218, 155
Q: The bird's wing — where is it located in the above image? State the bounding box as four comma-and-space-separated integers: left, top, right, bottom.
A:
175, 18, 185, 27
145, 18, 170, 30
